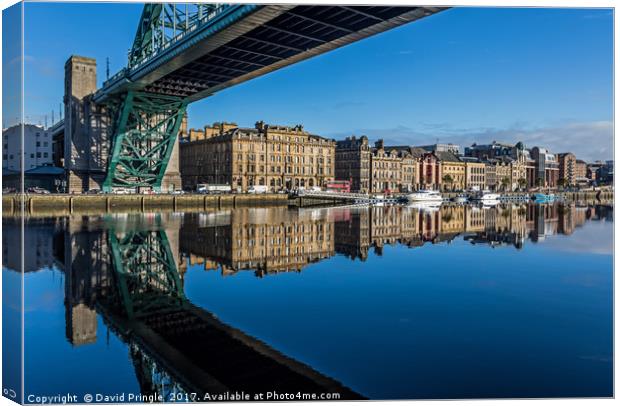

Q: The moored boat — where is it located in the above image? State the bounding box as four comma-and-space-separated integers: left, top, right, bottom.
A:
533, 193, 557, 203
452, 194, 469, 203
472, 191, 501, 201
407, 190, 443, 202
407, 201, 442, 211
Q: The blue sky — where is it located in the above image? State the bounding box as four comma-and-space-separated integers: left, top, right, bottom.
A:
19, 3, 613, 161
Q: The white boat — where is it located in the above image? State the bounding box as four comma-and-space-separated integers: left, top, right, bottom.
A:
407, 190, 443, 202
473, 191, 501, 201
407, 201, 442, 212
481, 199, 500, 207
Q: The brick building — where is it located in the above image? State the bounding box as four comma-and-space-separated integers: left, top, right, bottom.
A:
335, 136, 371, 193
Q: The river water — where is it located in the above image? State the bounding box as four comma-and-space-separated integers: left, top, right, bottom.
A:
2, 202, 613, 401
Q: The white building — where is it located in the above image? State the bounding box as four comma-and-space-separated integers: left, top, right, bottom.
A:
2, 124, 53, 171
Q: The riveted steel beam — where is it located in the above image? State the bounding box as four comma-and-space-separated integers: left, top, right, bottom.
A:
103, 91, 187, 192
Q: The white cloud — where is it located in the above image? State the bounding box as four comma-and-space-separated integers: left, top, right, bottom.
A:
329, 120, 613, 162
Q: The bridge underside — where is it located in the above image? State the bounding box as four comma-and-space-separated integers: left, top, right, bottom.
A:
142, 5, 442, 100
98, 5, 445, 190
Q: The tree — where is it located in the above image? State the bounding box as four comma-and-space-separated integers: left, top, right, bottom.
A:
536, 178, 545, 188
517, 178, 528, 191
557, 178, 568, 190
442, 174, 453, 191
500, 177, 510, 192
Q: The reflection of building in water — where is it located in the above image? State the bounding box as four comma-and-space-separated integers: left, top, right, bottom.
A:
558, 204, 588, 235
180, 204, 606, 270
180, 208, 335, 277
529, 204, 559, 242
584, 204, 614, 222
2, 218, 62, 273
465, 205, 528, 249
62, 217, 112, 346
50, 214, 186, 346
464, 206, 485, 232
334, 206, 457, 260
41, 213, 360, 399
464, 203, 589, 248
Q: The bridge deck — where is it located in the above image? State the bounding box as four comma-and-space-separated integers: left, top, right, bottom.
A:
95, 5, 446, 103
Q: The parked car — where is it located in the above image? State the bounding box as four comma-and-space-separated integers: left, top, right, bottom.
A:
27, 187, 50, 194
2, 187, 16, 194
171, 190, 185, 195
196, 183, 232, 194
86, 189, 102, 194
247, 185, 268, 194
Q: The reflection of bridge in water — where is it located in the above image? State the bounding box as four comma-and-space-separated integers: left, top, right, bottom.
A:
2, 202, 613, 399
53, 214, 363, 400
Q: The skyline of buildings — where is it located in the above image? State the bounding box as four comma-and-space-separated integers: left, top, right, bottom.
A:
2, 117, 613, 193
178, 119, 611, 194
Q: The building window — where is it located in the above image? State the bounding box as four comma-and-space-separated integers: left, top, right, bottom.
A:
43, 153, 48, 158
37, 152, 41, 158
30, 153, 34, 158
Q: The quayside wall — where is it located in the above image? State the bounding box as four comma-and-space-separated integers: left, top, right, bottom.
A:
2, 193, 288, 216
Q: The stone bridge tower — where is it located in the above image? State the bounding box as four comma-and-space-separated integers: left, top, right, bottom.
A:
63, 55, 182, 193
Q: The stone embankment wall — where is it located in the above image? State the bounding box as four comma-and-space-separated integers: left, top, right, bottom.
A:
2, 193, 288, 216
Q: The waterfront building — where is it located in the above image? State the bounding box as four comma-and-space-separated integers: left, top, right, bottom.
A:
2, 124, 53, 171
557, 152, 577, 186
335, 139, 423, 194
369, 141, 418, 193
511, 155, 530, 191
465, 141, 519, 160
413, 148, 442, 190
418, 143, 461, 155
531, 147, 559, 188
575, 160, 588, 184
465, 140, 533, 190
485, 161, 497, 191
598, 160, 614, 184
335, 136, 371, 193
484, 157, 513, 191
437, 151, 465, 191
586, 161, 604, 182
461, 157, 486, 191
180, 121, 335, 192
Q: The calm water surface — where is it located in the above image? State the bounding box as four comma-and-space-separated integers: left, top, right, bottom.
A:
3, 203, 613, 401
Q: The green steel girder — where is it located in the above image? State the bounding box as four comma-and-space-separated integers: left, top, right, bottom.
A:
108, 228, 185, 319
103, 91, 187, 192
128, 3, 224, 69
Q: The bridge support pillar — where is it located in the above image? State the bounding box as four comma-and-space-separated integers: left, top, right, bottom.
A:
102, 92, 187, 193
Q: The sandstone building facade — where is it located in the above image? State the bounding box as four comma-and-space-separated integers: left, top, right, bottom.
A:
180, 121, 335, 192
